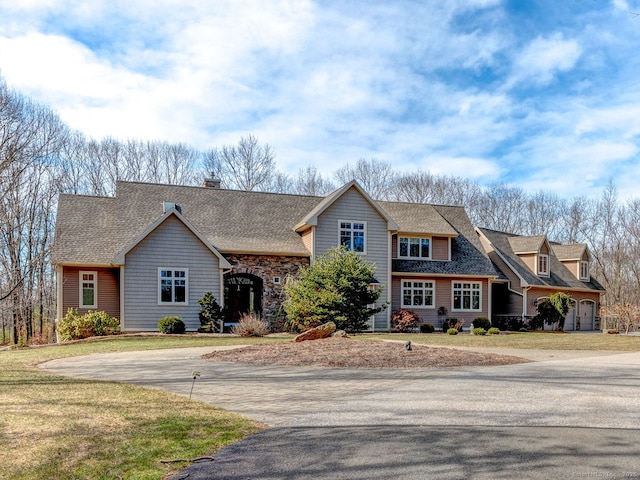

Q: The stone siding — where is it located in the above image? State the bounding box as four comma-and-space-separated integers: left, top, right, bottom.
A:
223, 254, 310, 322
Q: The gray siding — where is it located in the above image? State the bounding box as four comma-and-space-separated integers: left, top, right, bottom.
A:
314, 186, 390, 330
123, 216, 221, 331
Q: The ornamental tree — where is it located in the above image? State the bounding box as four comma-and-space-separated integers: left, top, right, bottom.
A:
533, 292, 572, 331
283, 247, 386, 332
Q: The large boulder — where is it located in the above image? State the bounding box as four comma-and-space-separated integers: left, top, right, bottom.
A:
295, 321, 336, 342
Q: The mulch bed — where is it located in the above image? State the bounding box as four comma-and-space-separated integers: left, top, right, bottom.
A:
203, 336, 531, 369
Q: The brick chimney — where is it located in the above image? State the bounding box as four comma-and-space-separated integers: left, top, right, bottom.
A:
202, 175, 221, 188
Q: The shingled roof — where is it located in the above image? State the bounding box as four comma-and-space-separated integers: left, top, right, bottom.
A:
53, 181, 497, 271
477, 228, 604, 292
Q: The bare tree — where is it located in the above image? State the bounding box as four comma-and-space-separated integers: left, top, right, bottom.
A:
334, 158, 395, 200
293, 166, 335, 196
205, 134, 276, 191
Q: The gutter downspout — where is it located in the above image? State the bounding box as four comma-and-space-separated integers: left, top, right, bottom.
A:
522, 286, 531, 324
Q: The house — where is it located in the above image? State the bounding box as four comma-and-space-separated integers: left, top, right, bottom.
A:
477, 228, 605, 330
52, 179, 505, 332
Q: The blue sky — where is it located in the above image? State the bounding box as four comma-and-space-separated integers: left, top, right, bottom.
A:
0, 0, 639, 198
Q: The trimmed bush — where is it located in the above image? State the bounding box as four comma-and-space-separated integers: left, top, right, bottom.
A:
473, 317, 491, 330
487, 327, 500, 335
420, 323, 435, 333
158, 316, 186, 334
473, 327, 487, 336
391, 308, 420, 333
58, 308, 120, 341
442, 318, 458, 333
231, 313, 269, 337
447, 328, 458, 335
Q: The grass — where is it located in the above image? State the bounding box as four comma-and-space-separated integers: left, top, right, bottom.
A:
0, 334, 289, 480
361, 331, 640, 351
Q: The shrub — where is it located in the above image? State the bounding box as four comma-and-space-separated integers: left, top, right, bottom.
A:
519, 327, 529, 332
391, 309, 420, 333
442, 318, 458, 333
420, 323, 435, 333
473, 327, 487, 336
198, 292, 224, 333
158, 316, 186, 334
231, 313, 269, 337
473, 317, 491, 330
487, 327, 500, 335
447, 328, 458, 335
492, 316, 526, 331
58, 308, 120, 341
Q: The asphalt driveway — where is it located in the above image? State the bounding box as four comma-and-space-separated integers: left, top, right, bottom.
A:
41, 346, 640, 479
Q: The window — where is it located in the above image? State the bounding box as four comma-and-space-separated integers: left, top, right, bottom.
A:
159, 269, 188, 304
79, 271, 97, 308
580, 261, 589, 280
538, 254, 549, 276
402, 280, 435, 308
340, 221, 366, 253
399, 237, 431, 259
452, 282, 481, 311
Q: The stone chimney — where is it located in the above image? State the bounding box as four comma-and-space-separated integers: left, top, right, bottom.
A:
202, 174, 221, 188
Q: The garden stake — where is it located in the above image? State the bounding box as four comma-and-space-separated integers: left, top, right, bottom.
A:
189, 371, 201, 400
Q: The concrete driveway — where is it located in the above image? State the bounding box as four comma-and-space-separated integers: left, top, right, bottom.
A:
41, 346, 640, 479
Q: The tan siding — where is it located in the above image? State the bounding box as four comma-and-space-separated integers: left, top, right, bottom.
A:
520, 253, 536, 273
392, 276, 490, 330
526, 287, 601, 319
432, 237, 449, 260
560, 260, 579, 278
300, 228, 313, 253
123, 216, 221, 332
62, 266, 120, 319
540, 242, 549, 254
315, 187, 390, 330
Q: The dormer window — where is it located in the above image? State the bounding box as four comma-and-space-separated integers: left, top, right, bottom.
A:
399, 236, 431, 259
580, 261, 589, 280
538, 254, 549, 276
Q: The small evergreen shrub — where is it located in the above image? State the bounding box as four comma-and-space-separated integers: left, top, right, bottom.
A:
420, 323, 435, 333
487, 327, 500, 335
519, 327, 529, 332
58, 308, 120, 341
473, 317, 491, 330
231, 313, 269, 337
158, 316, 186, 334
391, 309, 420, 332
473, 327, 487, 336
447, 328, 458, 335
198, 292, 224, 333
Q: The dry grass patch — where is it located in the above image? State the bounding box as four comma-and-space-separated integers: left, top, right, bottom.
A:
204, 336, 531, 368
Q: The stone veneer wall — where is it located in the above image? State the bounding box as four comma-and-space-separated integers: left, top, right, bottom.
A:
223, 254, 310, 322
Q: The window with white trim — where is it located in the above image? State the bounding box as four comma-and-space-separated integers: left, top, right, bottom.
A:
340, 221, 366, 253
452, 282, 481, 311
537, 254, 549, 276
159, 268, 188, 304
79, 271, 97, 308
580, 261, 589, 280
399, 237, 431, 259
402, 280, 435, 307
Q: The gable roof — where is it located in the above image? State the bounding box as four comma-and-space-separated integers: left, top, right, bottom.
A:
552, 243, 589, 261
477, 227, 604, 292
294, 181, 398, 232
508, 235, 547, 254
111, 208, 231, 268
377, 201, 458, 236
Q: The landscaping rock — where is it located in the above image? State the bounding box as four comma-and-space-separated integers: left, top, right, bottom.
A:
295, 321, 336, 342
332, 330, 348, 338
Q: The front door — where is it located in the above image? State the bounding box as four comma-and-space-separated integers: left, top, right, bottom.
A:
224, 274, 263, 323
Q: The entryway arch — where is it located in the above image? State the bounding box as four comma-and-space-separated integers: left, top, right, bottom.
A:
224, 273, 263, 323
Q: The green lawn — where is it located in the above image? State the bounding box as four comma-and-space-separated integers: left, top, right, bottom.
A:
0, 335, 289, 480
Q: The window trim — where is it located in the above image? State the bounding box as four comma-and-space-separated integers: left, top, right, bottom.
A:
79, 271, 97, 309
158, 268, 189, 305
579, 260, 590, 281
451, 281, 482, 312
339, 220, 367, 254
401, 279, 436, 309
537, 254, 549, 276
398, 236, 432, 260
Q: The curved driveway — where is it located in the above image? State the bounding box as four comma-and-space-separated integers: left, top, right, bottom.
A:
41, 346, 640, 479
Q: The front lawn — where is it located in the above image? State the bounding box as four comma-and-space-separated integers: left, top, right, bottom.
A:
0, 335, 289, 480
